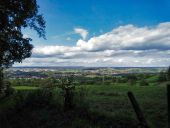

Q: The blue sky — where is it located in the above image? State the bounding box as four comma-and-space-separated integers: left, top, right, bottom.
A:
17, 0, 170, 67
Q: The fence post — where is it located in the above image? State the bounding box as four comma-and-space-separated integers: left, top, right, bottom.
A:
167, 84, 170, 128
127, 91, 150, 128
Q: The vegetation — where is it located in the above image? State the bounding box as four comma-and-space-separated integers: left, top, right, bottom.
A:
0, 83, 168, 128
0, 69, 169, 127
0, 0, 45, 67
9, 72, 169, 87
0, 0, 45, 99
167, 66, 170, 81
54, 75, 76, 111
0, 71, 170, 128
0, 0, 168, 127
0, 68, 14, 99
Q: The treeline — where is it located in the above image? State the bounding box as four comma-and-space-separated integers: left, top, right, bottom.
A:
9, 73, 169, 88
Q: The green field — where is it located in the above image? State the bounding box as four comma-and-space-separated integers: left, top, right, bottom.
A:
0, 84, 168, 128
85, 84, 167, 128
13, 86, 39, 90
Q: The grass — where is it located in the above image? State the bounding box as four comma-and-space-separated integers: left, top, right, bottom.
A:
84, 84, 167, 128
13, 86, 39, 90
0, 84, 168, 128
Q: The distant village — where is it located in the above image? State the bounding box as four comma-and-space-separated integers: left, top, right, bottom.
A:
6, 67, 166, 79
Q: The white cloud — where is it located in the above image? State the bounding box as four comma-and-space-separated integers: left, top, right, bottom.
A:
74, 28, 88, 40
15, 22, 170, 67
76, 22, 170, 51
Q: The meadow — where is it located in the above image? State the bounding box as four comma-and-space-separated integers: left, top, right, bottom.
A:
0, 82, 168, 128
85, 84, 167, 128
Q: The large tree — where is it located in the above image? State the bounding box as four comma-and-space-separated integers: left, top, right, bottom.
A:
0, 0, 45, 67
0, 0, 45, 98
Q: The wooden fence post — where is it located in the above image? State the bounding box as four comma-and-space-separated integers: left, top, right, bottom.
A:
128, 91, 150, 128
167, 84, 170, 128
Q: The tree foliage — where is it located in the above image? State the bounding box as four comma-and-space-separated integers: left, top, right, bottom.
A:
139, 79, 149, 86
0, 68, 5, 97
55, 75, 76, 111
0, 67, 14, 98
158, 71, 167, 82
0, 0, 45, 98
167, 66, 170, 81
0, 0, 45, 67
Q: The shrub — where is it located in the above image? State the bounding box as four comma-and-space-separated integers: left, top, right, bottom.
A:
0, 68, 15, 99
4, 81, 15, 97
139, 79, 149, 86
74, 87, 89, 111
167, 66, 170, 81
55, 75, 76, 111
0, 68, 5, 98
25, 89, 52, 107
14, 89, 53, 110
158, 71, 167, 82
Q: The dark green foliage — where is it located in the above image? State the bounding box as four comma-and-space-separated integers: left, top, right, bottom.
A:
139, 79, 149, 86
0, 84, 167, 128
115, 77, 126, 83
0, 0, 45, 67
167, 66, 170, 81
4, 80, 15, 97
0, 68, 5, 98
10, 78, 54, 87
0, 0, 45, 99
0, 87, 137, 128
158, 71, 167, 82
0, 68, 14, 98
14, 89, 52, 109
126, 74, 137, 85
74, 87, 89, 111
55, 75, 76, 111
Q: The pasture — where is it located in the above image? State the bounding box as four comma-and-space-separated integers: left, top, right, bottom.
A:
0, 84, 168, 128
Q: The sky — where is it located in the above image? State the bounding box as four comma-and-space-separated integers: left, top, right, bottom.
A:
15, 0, 170, 67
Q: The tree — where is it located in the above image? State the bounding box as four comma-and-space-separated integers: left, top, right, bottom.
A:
0, 0, 45, 98
158, 71, 167, 82
55, 75, 76, 111
0, 68, 5, 98
127, 74, 137, 85
139, 79, 149, 86
167, 66, 170, 81
0, 0, 45, 67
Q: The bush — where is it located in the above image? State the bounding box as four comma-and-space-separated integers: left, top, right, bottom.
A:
139, 79, 149, 86
4, 81, 15, 97
167, 66, 170, 81
25, 89, 53, 107
55, 75, 76, 111
0, 68, 14, 99
158, 71, 167, 82
0, 68, 5, 98
74, 87, 89, 111
14, 89, 53, 110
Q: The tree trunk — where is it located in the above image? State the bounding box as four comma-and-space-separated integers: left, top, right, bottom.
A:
0, 67, 5, 98
64, 89, 73, 111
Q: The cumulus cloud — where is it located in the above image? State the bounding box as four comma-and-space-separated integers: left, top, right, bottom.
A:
15, 22, 170, 67
76, 22, 170, 51
74, 28, 88, 40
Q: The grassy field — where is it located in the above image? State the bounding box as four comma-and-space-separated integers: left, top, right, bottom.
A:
13, 86, 39, 90
0, 84, 168, 128
84, 84, 167, 128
